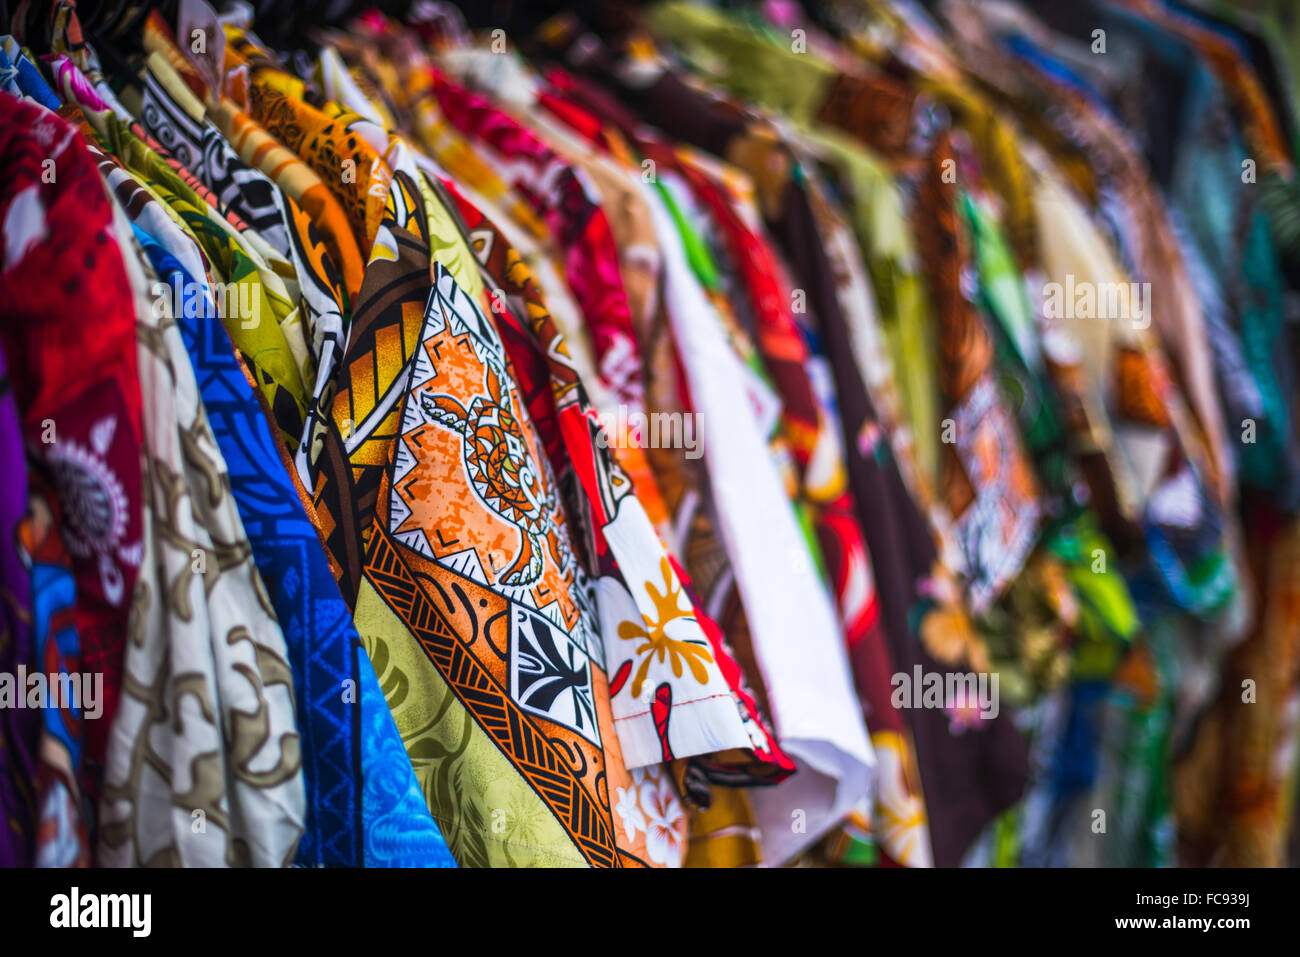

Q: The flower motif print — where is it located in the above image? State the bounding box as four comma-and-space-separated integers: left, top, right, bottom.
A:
614, 784, 647, 843
635, 766, 685, 868
617, 557, 715, 699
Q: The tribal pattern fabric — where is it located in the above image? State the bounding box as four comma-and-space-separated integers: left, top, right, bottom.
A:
444, 181, 770, 771
137, 52, 290, 256
361, 261, 680, 866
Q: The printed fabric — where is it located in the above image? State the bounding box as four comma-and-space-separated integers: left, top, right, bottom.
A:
0, 94, 144, 814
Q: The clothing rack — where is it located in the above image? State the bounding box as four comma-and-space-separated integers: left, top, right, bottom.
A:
2, 0, 1299, 876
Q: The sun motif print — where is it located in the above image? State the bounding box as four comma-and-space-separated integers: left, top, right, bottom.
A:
616, 556, 714, 701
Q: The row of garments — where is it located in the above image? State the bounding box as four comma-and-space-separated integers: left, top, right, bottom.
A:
0, 0, 1298, 868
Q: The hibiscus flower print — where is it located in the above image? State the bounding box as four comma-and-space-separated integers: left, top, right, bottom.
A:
635, 767, 685, 868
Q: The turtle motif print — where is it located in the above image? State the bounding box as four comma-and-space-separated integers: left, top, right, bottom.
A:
419, 359, 570, 586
